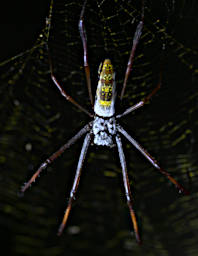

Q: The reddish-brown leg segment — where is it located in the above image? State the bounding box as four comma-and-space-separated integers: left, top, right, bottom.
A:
21, 123, 91, 194
49, 56, 93, 117
57, 132, 91, 235
117, 73, 161, 119
117, 125, 189, 195
120, 0, 144, 100
79, 0, 93, 106
116, 135, 141, 244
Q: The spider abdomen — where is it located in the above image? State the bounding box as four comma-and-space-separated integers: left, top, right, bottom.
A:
92, 116, 116, 147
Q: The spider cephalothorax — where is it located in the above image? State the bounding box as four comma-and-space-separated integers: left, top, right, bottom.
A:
93, 116, 116, 147
21, 0, 188, 244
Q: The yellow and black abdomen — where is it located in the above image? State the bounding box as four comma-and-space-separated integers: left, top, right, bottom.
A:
94, 59, 116, 117
100, 83, 113, 106
98, 60, 114, 107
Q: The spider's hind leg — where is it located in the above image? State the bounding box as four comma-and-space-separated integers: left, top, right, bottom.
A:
117, 72, 161, 119
120, 0, 144, 100
48, 56, 93, 117
57, 132, 92, 236
79, 0, 93, 106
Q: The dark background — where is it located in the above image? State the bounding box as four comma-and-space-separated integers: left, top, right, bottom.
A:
0, 0, 198, 255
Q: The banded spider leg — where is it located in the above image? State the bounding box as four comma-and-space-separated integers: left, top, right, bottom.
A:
117, 125, 189, 195
21, 123, 92, 194
79, 0, 93, 106
120, 0, 145, 100
49, 57, 93, 118
115, 122, 188, 244
57, 132, 92, 236
116, 134, 141, 244
48, 0, 94, 116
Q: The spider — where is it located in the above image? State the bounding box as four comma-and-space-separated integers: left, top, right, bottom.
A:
21, 0, 188, 244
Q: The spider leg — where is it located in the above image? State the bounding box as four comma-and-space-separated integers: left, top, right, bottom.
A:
117, 73, 161, 118
57, 132, 91, 236
79, 0, 93, 106
120, 0, 144, 100
116, 134, 141, 244
117, 125, 189, 195
49, 56, 93, 118
20, 123, 92, 194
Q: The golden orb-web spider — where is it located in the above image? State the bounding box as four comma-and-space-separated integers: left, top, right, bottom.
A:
21, 0, 188, 244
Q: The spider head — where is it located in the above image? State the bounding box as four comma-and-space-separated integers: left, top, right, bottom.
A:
94, 59, 116, 117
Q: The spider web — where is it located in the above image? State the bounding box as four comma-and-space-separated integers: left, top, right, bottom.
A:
0, 0, 198, 255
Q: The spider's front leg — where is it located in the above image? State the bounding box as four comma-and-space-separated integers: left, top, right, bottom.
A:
20, 123, 91, 194
57, 132, 92, 235
118, 125, 189, 195
116, 134, 141, 244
